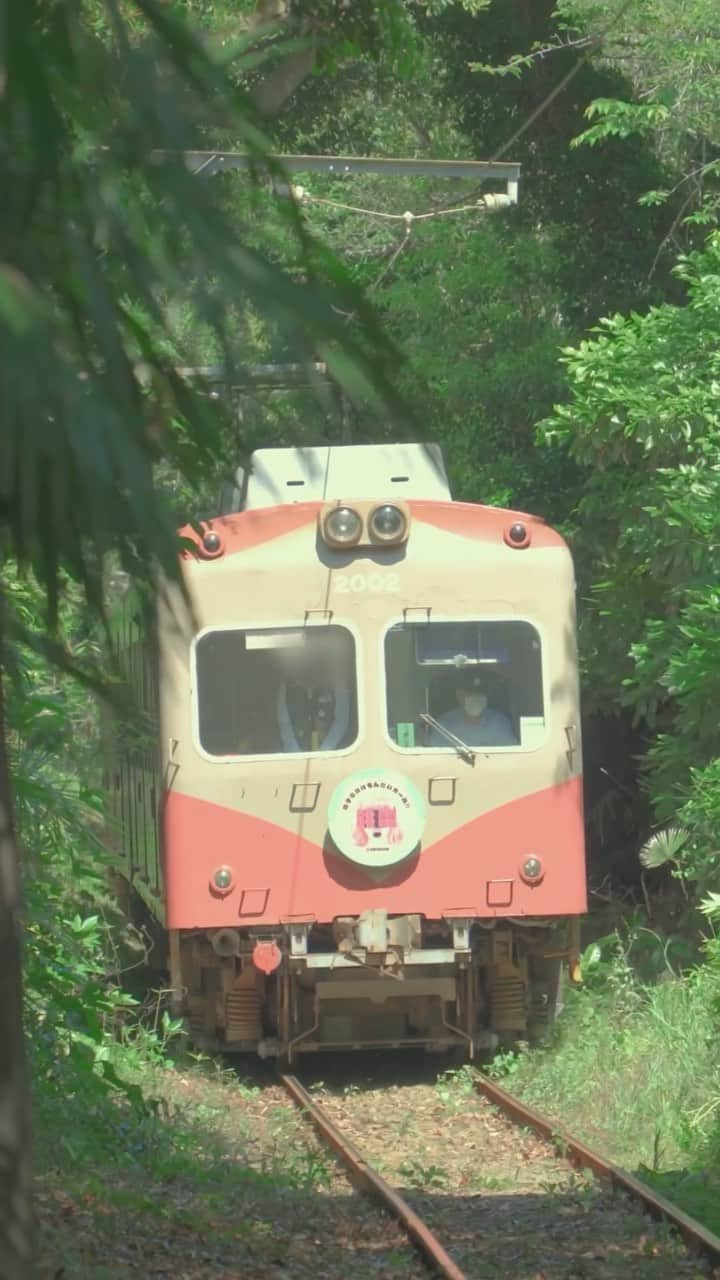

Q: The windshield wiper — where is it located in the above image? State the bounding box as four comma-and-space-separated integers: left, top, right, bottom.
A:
419, 713, 475, 765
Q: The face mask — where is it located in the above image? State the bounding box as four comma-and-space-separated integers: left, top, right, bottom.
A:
462, 693, 487, 718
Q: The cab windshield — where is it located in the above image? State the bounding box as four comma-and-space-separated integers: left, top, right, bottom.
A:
385, 620, 545, 751
195, 625, 358, 757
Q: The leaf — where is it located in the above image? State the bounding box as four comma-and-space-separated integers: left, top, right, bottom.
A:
639, 827, 689, 870
698, 892, 720, 920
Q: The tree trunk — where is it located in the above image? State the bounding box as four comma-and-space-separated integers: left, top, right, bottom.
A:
250, 0, 317, 117
0, 656, 34, 1279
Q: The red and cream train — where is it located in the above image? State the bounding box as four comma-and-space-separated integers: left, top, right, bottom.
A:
104, 443, 586, 1060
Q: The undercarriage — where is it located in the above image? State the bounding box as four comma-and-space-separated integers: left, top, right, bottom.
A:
170, 911, 579, 1063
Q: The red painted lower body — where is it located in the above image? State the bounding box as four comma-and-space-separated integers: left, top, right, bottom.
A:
163, 777, 586, 929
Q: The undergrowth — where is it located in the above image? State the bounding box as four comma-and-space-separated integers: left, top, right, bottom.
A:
488, 927, 720, 1233
6, 575, 336, 1278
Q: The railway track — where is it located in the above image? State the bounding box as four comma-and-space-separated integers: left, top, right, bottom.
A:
281, 1069, 720, 1280
282, 1073, 464, 1280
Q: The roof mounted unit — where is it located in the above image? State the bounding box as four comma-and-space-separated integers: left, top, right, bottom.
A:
242, 444, 451, 510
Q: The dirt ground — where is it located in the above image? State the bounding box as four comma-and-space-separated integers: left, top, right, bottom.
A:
36, 1056, 720, 1280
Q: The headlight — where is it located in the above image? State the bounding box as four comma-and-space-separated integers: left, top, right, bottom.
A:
520, 855, 544, 883
211, 865, 234, 894
369, 503, 407, 543
323, 506, 363, 545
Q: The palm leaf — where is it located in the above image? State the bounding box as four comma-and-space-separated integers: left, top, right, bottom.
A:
0, 0, 406, 633
639, 826, 689, 870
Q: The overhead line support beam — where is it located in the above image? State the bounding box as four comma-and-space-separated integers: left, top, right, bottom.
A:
150, 150, 520, 204
154, 150, 520, 182
175, 362, 331, 390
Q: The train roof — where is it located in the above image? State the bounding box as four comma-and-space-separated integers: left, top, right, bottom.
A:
240, 443, 451, 509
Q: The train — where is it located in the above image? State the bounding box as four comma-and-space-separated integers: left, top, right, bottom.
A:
103, 442, 587, 1062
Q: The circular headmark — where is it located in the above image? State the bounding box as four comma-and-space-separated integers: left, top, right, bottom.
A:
328, 769, 425, 868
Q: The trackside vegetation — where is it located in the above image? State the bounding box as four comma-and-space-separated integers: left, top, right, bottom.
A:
491, 924, 720, 1233
4, 0, 720, 1271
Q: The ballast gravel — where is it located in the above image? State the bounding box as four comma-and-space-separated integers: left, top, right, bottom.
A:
37, 1058, 720, 1279
37, 1069, 424, 1280
310, 1068, 719, 1280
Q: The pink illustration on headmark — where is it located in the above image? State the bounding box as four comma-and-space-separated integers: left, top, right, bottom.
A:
352, 804, 404, 849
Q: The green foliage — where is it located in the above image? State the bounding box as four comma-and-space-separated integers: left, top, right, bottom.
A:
639, 827, 689, 871
1, 0, 403, 636
699, 892, 720, 924
555, 0, 720, 220
2, 574, 145, 1112
469, 0, 720, 271
434, 1064, 478, 1110
397, 1158, 448, 1190
560, 0, 720, 143
485, 1048, 523, 1081
580, 922, 697, 986
540, 232, 720, 874
507, 947, 720, 1231
572, 98, 671, 148
261, 1, 671, 521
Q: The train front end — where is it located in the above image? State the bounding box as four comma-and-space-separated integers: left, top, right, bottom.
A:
160, 444, 586, 1059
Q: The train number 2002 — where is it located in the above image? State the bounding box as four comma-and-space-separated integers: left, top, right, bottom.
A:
335, 572, 400, 594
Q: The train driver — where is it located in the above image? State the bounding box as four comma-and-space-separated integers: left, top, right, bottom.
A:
427, 672, 517, 748
275, 634, 352, 753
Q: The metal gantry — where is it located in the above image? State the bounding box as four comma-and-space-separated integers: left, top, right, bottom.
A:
152, 149, 521, 206
166, 148, 520, 414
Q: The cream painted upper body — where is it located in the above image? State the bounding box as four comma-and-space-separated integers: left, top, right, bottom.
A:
158, 510, 582, 856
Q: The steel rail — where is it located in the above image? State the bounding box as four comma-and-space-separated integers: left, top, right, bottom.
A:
280, 1074, 466, 1280
474, 1073, 720, 1265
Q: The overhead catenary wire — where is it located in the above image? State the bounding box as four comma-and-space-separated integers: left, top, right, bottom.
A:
283, 0, 638, 305
290, 188, 511, 299
290, 187, 509, 223
284, 185, 509, 311
284, 0, 635, 234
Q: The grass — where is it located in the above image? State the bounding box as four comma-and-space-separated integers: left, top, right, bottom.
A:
33, 1029, 341, 1276
434, 1063, 478, 1112
397, 1159, 448, 1190
486, 950, 720, 1233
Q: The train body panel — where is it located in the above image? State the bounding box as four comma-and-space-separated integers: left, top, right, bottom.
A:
105, 444, 587, 1059
163, 777, 585, 928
